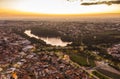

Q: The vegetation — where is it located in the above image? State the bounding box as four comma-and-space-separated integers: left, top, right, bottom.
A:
97, 68, 120, 79
31, 27, 61, 37
22, 26, 120, 47
69, 54, 88, 66
92, 71, 109, 79
13, 29, 47, 46
65, 50, 96, 67
31, 27, 74, 42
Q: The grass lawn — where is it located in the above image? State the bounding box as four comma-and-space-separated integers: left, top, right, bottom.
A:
88, 59, 96, 67
69, 54, 88, 66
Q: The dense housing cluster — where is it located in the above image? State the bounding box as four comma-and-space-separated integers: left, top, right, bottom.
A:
0, 26, 91, 79
107, 44, 120, 60
0, 20, 120, 79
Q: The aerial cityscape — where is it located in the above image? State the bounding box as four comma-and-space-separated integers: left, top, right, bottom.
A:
0, 0, 120, 79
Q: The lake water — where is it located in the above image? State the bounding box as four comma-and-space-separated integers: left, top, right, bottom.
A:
24, 30, 72, 46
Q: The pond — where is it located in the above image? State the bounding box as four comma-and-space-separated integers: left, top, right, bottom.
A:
24, 30, 72, 47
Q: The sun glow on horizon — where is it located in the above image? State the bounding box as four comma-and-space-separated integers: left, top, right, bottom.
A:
0, 0, 120, 15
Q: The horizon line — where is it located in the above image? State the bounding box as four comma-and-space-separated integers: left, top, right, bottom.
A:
0, 8, 120, 17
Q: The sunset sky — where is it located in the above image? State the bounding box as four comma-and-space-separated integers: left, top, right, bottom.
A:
0, 0, 120, 16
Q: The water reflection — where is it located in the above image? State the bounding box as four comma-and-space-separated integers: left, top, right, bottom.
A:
24, 30, 72, 46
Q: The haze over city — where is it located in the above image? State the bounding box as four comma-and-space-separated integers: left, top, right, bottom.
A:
0, 0, 120, 16
0, 0, 120, 79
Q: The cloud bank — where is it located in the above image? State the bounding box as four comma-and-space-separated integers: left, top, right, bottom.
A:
81, 0, 120, 5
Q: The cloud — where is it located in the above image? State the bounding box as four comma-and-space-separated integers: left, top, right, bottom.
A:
81, 0, 120, 6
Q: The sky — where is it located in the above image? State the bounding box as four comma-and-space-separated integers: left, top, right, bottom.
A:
0, 0, 120, 15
